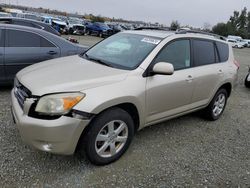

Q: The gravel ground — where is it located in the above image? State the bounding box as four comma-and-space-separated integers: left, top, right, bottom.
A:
0, 37, 250, 187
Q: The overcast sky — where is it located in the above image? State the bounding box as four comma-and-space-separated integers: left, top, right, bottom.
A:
3, 0, 250, 27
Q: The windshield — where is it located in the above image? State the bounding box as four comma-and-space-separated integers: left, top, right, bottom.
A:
83, 33, 161, 70
25, 14, 40, 21
96, 22, 109, 28
69, 18, 82, 25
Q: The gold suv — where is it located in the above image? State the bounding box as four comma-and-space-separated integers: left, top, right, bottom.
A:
11, 29, 239, 165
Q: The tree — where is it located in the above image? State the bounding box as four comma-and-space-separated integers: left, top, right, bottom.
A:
170, 20, 180, 31
238, 7, 247, 29
213, 7, 250, 38
229, 11, 240, 29
212, 23, 228, 36
247, 12, 250, 35
203, 22, 211, 31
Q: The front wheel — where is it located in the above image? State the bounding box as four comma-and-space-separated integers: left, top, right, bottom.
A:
203, 88, 228, 121
245, 73, 250, 88
83, 108, 134, 165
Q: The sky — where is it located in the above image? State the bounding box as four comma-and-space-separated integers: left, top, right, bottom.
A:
2, 0, 250, 27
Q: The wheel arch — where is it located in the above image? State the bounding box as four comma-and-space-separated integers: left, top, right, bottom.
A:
218, 82, 232, 97
75, 102, 141, 153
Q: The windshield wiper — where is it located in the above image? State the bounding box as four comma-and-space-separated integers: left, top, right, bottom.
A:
84, 54, 113, 67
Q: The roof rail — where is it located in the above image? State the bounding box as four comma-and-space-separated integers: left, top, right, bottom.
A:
176, 29, 226, 41
134, 26, 170, 31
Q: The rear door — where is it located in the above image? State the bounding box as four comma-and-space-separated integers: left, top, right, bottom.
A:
190, 39, 226, 106
0, 29, 4, 83
4, 29, 60, 81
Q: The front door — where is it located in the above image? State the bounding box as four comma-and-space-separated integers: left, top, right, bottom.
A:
146, 39, 195, 124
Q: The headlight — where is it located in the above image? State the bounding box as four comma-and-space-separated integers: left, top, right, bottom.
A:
35, 93, 85, 115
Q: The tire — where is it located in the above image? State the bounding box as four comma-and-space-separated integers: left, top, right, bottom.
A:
203, 88, 228, 121
86, 30, 91, 35
98, 32, 103, 38
69, 28, 74, 35
82, 107, 134, 165
245, 73, 250, 88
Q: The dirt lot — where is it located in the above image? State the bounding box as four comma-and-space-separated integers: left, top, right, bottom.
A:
0, 36, 250, 187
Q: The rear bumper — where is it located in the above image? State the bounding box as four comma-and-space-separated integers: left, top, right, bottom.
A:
11, 89, 90, 155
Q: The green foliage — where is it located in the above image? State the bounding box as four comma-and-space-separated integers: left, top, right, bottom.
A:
170, 20, 180, 31
213, 7, 250, 38
88, 14, 105, 22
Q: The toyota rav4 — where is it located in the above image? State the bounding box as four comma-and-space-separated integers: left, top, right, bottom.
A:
11, 29, 239, 165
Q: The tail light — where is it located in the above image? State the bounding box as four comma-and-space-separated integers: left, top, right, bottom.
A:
233, 60, 240, 69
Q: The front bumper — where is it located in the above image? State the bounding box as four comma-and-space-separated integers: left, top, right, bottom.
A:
11, 89, 90, 155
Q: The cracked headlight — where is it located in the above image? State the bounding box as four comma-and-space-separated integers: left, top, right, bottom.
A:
35, 93, 85, 115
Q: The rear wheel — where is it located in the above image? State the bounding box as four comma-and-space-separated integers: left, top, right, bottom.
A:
203, 88, 228, 121
82, 108, 134, 165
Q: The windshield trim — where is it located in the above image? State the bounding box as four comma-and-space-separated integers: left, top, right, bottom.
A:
79, 33, 163, 71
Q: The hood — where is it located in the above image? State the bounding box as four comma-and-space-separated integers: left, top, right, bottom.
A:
17, 55, 129, 96
71, 23, 85, 27
52, 20, 67, 26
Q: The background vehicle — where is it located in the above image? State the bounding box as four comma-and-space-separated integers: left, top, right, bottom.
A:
11, 30, 238, 165
245, 66, 250, 88
0, 24, 88, 85
107, 24, 124, 34
41, 16, 68, 34
0, 12, 12, 17
0, 17, 60, 36
227, 39, 244, 48
66, 17, 86, 35
245, 39, 250, 47
16, 13, 41, 21
85, 22, 113, 37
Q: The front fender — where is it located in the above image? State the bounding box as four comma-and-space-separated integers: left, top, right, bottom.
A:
73, 74, 146, 128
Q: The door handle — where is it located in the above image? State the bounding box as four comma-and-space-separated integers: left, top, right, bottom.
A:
218, 69, 223, 75
185, 75, 193, 82
47, 51, 57, 55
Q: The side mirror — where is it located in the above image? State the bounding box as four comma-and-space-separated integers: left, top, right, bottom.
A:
152, 62, 174, 75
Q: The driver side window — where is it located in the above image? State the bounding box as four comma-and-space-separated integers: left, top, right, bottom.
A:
154, 39, 191, 70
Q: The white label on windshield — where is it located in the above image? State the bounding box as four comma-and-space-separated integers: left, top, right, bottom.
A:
141, 38, 161, 45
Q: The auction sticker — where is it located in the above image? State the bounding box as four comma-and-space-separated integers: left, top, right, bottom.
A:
141, 38, 161, 45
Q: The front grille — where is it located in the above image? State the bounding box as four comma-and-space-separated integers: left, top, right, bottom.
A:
14, 79, 31, 109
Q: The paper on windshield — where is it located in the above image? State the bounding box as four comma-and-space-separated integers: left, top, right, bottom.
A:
141, 38, 161, 45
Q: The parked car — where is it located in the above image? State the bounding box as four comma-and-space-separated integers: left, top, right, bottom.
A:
85, 22, 113, 37
0, 12, 12, 17
245, 40, 250, 47
245, 66, 250, 88
41, 16, 68, 34
0, 24, 88, 85
66, 17, 86, 35
11, 29, 238, 165
0, 17, 60, 36
16, 13, 41, 21
107, 24, 124, 34
227, 39, 244, 48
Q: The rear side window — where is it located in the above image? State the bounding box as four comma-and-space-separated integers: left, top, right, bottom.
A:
6, 29, 56, 47
193, 40, 216, 66
7, 29, 40, 47
216, 42, 229, 62
41, 37, 56, 47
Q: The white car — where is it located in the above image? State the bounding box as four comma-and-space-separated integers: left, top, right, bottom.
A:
227, 39, 243, 49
